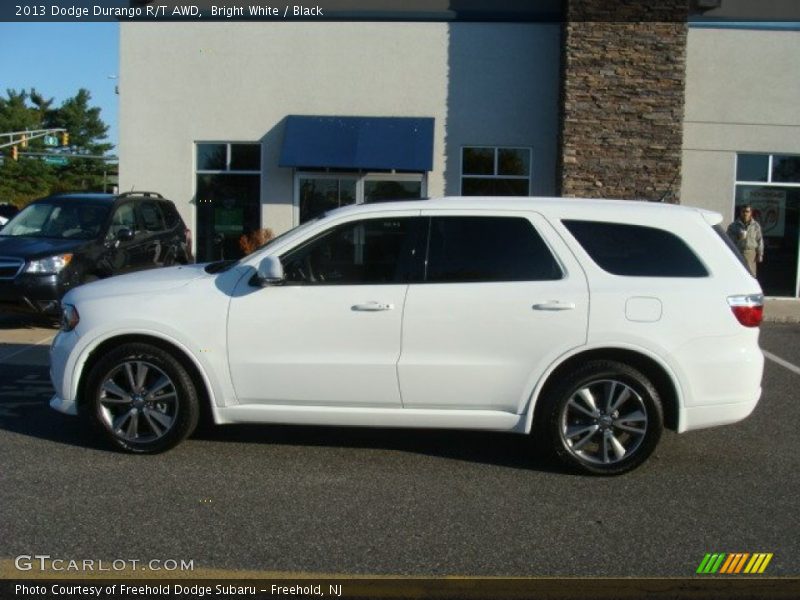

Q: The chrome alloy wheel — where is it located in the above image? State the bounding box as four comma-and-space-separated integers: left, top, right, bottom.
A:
98, 361, 179, 443
559, 379, 648, 466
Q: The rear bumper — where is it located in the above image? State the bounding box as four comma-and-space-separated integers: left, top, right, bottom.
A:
674, 334, 764, 433
680, 391, 761, 432
0, 274, 65, 316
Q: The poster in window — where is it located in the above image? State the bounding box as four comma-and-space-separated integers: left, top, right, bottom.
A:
741, 188, 785, 237
214, 207, 243, 235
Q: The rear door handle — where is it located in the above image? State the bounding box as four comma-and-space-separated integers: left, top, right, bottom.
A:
352, 302, 394, 312
533, 301, 576, 311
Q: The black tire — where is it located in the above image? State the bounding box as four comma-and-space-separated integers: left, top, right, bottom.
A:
536, 360, 663, 476
86, 342, 199, 453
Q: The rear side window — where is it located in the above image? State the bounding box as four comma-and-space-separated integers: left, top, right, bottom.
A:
138, 201, 166, 232
426, 216, 562, 282
160, 202, 181, 229
563, 220, 708, 277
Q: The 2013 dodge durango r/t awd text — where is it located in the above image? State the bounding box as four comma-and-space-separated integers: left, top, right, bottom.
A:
49, 197, 764, 475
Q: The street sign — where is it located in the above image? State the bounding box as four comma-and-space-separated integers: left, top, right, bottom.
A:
43, 156, 68, 166
43, 135, 59, 147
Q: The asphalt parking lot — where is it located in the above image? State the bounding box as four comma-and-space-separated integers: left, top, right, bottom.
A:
0, 317, 798, 578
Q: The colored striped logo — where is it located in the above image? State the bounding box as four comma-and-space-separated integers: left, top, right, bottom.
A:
696, 553, 773, 574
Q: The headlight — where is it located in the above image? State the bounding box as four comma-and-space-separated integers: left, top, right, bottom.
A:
25, 253, 73, 274
61, 304, 80, 332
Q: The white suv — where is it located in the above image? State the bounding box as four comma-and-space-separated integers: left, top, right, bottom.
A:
49, 197, 764, 475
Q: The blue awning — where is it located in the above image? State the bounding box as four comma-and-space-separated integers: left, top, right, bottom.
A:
279, 115, 434, 171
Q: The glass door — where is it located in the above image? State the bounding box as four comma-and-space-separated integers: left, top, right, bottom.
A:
297, 175, 357, 223
296, 172, 425, 224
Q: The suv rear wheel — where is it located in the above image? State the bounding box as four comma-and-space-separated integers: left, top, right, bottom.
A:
539, 360, 663, 475
86, 343, 199, 453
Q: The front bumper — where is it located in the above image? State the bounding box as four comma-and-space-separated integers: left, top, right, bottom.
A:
50, 393, 78, 416
49, 329, 81, 415
0, 273, 66, 316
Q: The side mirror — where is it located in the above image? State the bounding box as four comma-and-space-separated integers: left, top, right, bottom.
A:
256, 256, 284, 286
116, 227, 135, 242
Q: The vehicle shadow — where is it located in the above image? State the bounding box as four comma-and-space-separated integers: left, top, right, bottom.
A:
0, 361, 109, 451
193, 422, 567, 474
0, 357, 568, 473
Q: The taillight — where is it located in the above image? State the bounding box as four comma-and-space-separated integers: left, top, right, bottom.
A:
727, 294, 764, 327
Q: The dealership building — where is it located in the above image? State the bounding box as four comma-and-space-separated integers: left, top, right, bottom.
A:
118, 0, 800, 296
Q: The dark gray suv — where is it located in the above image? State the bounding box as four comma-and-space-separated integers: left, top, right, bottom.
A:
0, 191, 193, 317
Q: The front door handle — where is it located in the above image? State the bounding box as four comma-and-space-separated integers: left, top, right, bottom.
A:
533, 301, 576, 311
352, 302, 394, 312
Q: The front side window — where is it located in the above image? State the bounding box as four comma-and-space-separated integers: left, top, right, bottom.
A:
461, 147, 531, 196
426, 216, 562, 282
108, 203, 136, 238
563, 220, 708, 277
281, 217, 425, 285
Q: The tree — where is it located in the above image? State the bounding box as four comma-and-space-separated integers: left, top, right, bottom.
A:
0, 88, 116, 206
46, 88, 113, 156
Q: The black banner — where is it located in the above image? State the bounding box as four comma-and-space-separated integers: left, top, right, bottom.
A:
3, 0, 800, 23
3, 578, 800, 600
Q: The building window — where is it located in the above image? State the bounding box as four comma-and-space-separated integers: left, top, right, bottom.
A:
734, 153, 800, 297
195, 142, 262, 262
296, 172, 426, 224
461, 147, 531, 196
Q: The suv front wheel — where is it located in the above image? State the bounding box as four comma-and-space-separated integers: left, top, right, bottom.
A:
539, 360, 664, 475
86, 343, 199, 453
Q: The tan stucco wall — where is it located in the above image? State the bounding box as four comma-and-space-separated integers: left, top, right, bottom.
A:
120, 22, 560, 237
682, 27, 800, 220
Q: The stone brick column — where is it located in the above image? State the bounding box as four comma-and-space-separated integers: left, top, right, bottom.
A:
558, 0, 688, 202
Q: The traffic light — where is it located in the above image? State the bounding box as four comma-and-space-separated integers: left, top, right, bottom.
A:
20, 134, 28, 148
60, 131, 69, 146
11, 146, 18, 161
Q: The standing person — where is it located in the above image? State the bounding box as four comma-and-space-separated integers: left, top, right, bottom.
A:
727, 204, 764, 277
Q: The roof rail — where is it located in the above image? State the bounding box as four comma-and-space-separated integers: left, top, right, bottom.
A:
118, 191, 164, 199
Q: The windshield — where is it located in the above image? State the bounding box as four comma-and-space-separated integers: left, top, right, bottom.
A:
0, 202, 110, 240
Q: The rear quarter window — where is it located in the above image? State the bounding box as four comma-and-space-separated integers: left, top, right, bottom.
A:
160, 202, 181, 229
563, 220, 708, 277
713, 223, 751, 273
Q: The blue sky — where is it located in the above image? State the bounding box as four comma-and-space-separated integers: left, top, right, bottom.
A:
0, 22, 119, 151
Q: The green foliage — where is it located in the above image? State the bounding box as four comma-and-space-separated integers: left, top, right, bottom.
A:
0, 88, 116, 206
